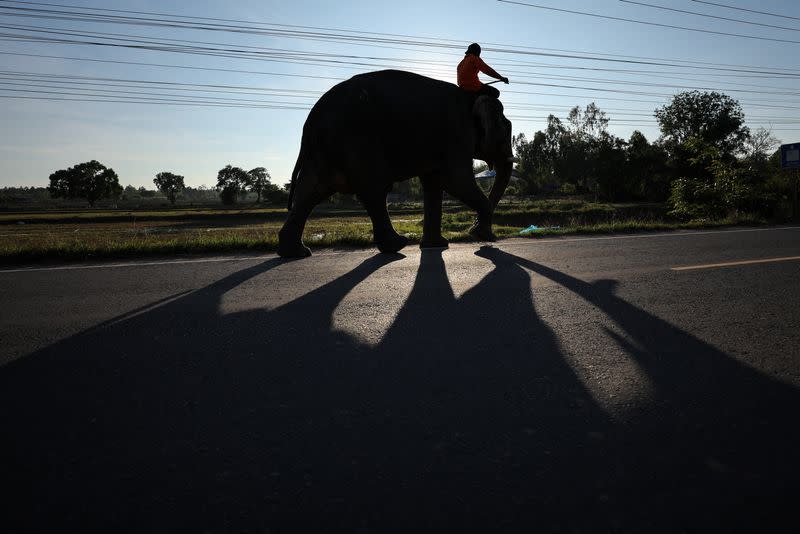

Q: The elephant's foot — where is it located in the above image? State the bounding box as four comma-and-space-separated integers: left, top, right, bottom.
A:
376, 232, 409, 254
278, 222, 312, 258
468, 221, 496, 242
277, 241, 312, 258
420, 235, 449, 249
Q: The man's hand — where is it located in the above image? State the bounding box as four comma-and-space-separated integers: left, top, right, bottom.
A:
502, 77, 510, 84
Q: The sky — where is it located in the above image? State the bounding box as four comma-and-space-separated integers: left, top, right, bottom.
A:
1, 0, 798, 188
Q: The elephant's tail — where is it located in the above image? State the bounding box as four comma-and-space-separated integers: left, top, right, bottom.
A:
287, 147, 304, 211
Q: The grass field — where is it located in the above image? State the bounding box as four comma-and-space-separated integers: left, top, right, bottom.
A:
0, 200, 763, 263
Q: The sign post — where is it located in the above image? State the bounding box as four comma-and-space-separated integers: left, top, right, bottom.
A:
780, 143, 800, 220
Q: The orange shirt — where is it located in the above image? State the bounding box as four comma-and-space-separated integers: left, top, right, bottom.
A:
457, 54, 502, 92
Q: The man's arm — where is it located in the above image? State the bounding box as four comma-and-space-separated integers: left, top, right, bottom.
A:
476, 57, 509, 84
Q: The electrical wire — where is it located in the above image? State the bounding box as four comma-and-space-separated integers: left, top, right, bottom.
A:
2, 2, 800, 76
497, 0, 800, 45
0, 0, 797, 132
2, 59, 797, 114
690, 0, 800, 22
619, 0, 800, 33
2, 23, 799, 99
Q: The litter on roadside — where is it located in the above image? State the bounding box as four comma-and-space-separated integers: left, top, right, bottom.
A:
519, 225, 560, 235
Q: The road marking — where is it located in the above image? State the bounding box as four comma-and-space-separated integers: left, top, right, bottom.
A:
671, 256, 800, 271
0, 255, 276, 274
0, 225, 797, 274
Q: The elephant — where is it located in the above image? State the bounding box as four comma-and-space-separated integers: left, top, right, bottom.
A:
277, 69, 515, 258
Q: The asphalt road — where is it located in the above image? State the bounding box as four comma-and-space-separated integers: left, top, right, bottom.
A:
2, 226, 799, 532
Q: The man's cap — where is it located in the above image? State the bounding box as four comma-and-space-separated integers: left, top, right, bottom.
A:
465, 43, 481, 56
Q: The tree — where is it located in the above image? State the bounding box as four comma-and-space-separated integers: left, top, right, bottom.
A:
744, 127, 779, 169
625, 131, 669, 201
216, 164, 249, 205
666, 138, 763, 219
138, 186, 156, 198
122, 184, 139, 201
245, 167, 272, 203
48, 160, 121, 207
48, 169, 81, 200
264, 184, 289, 205
593, 133, 627, 201
512, 109, 606, 195
391, 176, 423, 201
153, 172, 186, 206
655, 91, 750, 165
567, 103, 609, 140
513, 131, 553, 194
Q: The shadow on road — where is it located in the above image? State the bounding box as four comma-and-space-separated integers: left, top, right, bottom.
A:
1, 248, 797, 532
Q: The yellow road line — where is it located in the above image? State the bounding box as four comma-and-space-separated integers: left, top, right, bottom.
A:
671, 256, 800, 271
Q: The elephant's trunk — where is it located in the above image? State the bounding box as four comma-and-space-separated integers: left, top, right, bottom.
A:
487, 157, 513, 212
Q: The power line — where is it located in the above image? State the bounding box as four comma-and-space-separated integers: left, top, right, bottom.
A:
0, 25, 466, 74
3, 53, 796, 106
507, 70, 800, 96
4, 88, 800, 132
4, 0, 800, 70
0, 93, 311, 109
3, 3, 800, 76
3, 76, 798, 124
5, 0, 799, 72
4, 23, 800, 99
2, 54, 797, 114
0, 51, 344, 81
490, 59, 800, 80
7, 73, 797, 119
497, 0, 800, 45
0, 81, 317, 105
0, 71, 322, 96
619, 0, 800, 33
0, 6, 796, 122
690, 0, 800, 22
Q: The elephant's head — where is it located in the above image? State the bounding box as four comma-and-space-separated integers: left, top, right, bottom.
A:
473, 96, 515, 211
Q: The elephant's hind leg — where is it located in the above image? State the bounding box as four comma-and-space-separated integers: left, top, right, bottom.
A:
358, 188, 408, 254
278, 172, 333, 258
419, 175, 448, 249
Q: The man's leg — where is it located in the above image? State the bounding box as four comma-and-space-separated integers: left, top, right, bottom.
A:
478, 84, 500, 99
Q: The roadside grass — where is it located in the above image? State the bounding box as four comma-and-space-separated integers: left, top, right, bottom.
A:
0, 202, 766, 264
0, 206, 288, 224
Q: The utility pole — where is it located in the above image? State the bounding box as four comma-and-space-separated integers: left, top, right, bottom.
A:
779, 143, 800, 220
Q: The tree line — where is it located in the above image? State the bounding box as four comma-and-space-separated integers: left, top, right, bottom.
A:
512, 90, 792, 218
214, 165, 288, 205
44, 163, 287, 207
26, 89, 797, 217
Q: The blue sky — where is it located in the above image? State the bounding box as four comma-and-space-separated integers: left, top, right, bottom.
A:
1, 0, 798, 188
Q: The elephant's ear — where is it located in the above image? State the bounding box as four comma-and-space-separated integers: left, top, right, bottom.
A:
472, 95, 504, 166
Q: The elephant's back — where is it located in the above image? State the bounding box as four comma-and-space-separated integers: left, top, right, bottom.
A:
350, 70, 459, 99
303, 70, 473, 171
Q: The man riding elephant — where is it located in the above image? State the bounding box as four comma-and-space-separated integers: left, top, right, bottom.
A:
277, 69, 515, 258
457, 43, 509, 99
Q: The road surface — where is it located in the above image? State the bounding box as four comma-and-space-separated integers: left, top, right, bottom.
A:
1, 226, 799, 532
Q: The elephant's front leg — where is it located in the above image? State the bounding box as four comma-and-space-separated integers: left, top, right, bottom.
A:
420, 179, 448, 249
444, 170, 495, 242
358, 188, 408, 254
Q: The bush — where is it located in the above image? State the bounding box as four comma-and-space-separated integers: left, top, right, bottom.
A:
219, 185, 239, 205
559, 183, 577, 195
265, 186, 289, 205
669, 158, 757, 219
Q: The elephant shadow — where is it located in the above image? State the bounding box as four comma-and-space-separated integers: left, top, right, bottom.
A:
1, 248, 798, 533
